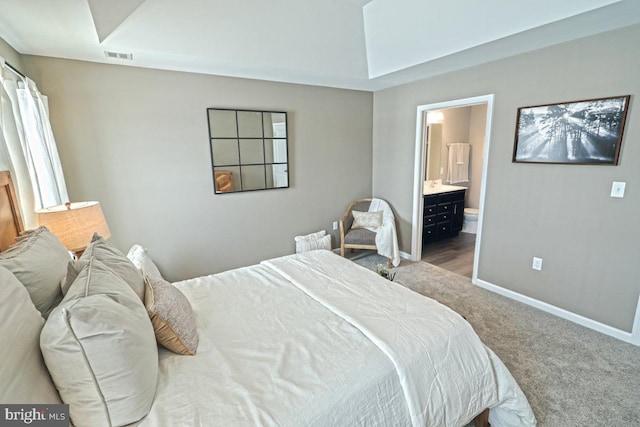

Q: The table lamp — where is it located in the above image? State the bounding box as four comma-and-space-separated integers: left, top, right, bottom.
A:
36, 201, 111, 258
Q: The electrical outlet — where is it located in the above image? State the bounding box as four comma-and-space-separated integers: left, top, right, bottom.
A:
333, 221, 338, 231
611, 181, 626, 198
532, 257, 543, 271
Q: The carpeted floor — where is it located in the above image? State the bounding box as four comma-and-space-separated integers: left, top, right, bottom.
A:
349, 252, 640, 426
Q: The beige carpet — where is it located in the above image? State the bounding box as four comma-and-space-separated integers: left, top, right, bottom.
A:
349, 252, 640, 426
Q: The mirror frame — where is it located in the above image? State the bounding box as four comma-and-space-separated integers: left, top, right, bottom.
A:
207, 108, 289, 194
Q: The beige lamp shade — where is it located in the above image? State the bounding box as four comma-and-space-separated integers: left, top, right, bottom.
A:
36, 201, 111, 253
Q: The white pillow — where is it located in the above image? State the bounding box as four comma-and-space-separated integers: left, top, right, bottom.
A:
0, 266, 62, 404
294, 230, 326, 242
41, 257, 158, 427
127, 244, 164, 281
295, 234, 331, 253
352, 210, 383, 229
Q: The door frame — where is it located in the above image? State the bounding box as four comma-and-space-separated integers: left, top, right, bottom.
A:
411, 94, 495, 283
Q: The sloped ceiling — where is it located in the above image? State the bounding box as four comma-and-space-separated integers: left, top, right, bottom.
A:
0, 0, 639, 91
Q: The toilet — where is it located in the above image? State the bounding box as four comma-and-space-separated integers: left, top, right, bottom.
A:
462, 208, 479, 234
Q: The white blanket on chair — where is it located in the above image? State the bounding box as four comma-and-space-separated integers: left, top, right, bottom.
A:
367, 198, 400, 267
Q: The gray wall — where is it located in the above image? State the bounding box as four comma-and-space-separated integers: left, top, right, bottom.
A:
0, 37, 23, 72
23, 56, 373, 281
467, 104, 486, 209
372, 24, 640, 331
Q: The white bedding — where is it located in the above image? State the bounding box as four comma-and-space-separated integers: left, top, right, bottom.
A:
139, 251, 534, 427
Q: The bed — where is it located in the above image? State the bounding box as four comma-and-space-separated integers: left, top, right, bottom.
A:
0, 170, 535, 427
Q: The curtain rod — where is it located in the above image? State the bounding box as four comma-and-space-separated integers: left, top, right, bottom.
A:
4, 61, 26, 79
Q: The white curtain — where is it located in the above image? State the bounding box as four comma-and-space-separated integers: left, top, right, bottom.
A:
0, 57, 68, 228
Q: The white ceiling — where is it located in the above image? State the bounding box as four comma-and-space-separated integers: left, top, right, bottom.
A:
1, 0, 639, 91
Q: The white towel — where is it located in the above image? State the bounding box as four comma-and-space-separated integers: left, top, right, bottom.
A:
447, 143, 470, 184
366, 198, 401, 267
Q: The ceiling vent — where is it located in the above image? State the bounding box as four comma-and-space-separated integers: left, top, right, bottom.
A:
104, 51, 133, 60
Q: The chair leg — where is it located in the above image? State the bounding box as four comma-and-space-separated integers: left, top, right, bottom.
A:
387, 258, 392, 269
340, 245, 345, 257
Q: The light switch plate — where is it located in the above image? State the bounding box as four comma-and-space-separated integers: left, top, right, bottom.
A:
333, 221, 338, 230
532, 257, 543, 271
611, 181, 626, 198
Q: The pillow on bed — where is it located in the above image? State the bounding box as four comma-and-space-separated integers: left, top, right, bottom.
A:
67, 233, 145, 301
41, 257, 157, 427
0, 265, 62, 404
145, 275, 199, 355
127, 244, 164, 281
60, 258, 89, 295
0, 226, 69, 317
351, 210, 383, 229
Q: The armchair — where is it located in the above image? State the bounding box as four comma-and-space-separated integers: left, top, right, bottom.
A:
339, 198, 400, 268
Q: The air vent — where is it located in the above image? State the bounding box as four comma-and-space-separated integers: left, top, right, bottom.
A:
104, 51, 133, 60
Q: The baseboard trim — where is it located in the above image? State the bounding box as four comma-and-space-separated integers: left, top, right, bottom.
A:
475, 278, 637, 346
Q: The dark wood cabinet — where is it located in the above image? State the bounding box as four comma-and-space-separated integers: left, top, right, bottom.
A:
423, 189, 465, 243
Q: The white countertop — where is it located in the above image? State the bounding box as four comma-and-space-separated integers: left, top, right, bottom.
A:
423, 183, 467, 196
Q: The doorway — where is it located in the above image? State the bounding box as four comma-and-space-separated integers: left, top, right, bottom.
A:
411, 95, 494, 283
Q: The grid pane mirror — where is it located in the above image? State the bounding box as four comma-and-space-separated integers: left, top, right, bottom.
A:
207, 109, 289, 194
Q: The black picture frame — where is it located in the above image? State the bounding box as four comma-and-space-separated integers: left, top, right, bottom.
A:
513, 95, 630, 165
207, 108, 289, 194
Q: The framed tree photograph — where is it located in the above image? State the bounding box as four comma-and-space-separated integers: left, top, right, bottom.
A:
513, 95, 631, 165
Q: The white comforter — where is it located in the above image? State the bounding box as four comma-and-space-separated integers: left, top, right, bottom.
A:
139, 251, 535, 427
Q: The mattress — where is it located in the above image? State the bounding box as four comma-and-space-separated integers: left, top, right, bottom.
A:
139, 251, 535, 426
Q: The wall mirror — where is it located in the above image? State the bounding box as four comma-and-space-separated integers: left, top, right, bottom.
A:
207, 108, 289, 194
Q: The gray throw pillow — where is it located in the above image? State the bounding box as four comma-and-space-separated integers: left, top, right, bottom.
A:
41, 257, 158, 427
68, 233, 145, 301
0, 266, 62, 404
0, 226, 69, 317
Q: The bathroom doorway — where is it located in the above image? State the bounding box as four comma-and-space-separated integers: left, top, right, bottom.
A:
411, 95, 494, 283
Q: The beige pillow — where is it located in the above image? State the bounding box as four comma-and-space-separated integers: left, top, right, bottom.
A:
0, 266, 62, 404
41, 257, 158, 427
0, 226, 70, 317
145, 275, 199, 355
352, 210, 383, 229
69, 233, 145, 301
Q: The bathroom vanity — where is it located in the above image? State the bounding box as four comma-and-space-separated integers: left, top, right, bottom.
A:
423, 184, 466, 243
